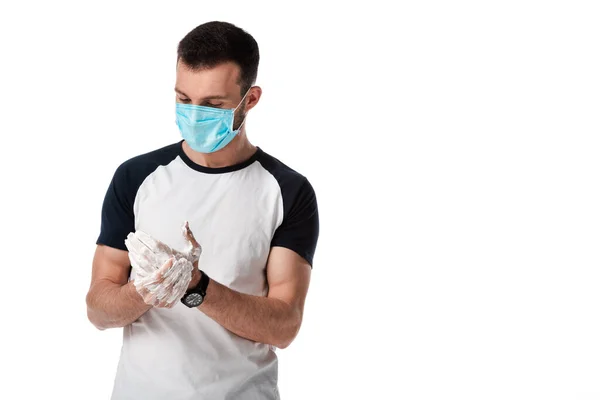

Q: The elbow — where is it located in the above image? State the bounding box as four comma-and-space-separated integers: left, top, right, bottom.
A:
275, 338, 293, 350
86, 291, 108, 331
275, 326, 299, 349
274, 312, 302, 349
87, 308, 107, 331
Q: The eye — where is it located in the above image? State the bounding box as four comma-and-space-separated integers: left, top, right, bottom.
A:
177, 97, 191, 103
205, 102, 223, 108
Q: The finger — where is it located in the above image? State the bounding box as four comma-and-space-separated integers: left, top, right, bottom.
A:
127, 253, 143, 273
157, 257, 174, 279
125, 233, 150, 256
167, 285, 186, 304
139, 288, 157, 307
125, 237, 149, 270
134, 230, 160, 252
182, 221, 201, 249
167, 283, 185, 305
129, 250, 156, 276
162, 260, 188, 304
157, 288, 175, 306
135, 266, 161, 285
139, 256, 186, 305
124, 232, 138, 252
130, 236, 161, 266
168, 261, 194, 304
182, 221, 202, 262
161, 256, 182, 281
135, 275, 154, 289
144, 284, 162, 305
136, 231, 173, 256
170, 249, 187, 261
158, 299, 175, 309
156, 293, 174, 308
159, 267, 178, 294
127, 245, 156, 275
135, 232, 177, 269
153, 274, 178, 306
158, 258, 190, 304
143, 291, 156, 305
134, 281, 147, 296
139, 271, 164, 290
124, 235, 134, 254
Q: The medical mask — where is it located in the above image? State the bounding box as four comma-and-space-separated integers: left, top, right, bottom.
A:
175, 90, 249, 153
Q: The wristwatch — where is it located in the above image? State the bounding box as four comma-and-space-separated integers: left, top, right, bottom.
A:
181, 270, 210, 308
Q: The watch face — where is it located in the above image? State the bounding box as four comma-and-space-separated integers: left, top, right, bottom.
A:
185, 292, 204, 307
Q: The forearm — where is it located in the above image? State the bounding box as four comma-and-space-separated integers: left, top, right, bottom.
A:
86, 280, 152, 330
198, 278, 301, 349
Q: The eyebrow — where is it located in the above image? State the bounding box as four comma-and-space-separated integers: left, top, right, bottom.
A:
174, 87, 228, 100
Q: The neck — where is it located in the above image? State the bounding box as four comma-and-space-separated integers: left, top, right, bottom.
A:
181, 129, 257, 168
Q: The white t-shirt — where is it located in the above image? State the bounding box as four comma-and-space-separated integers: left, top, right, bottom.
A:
96, 141, 319, 400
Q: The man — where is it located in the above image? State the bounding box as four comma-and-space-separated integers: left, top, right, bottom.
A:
86, 21, 319, 399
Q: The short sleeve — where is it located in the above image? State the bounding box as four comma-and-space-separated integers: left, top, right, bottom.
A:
271, 178, 320, 267
96, 163, 136, 251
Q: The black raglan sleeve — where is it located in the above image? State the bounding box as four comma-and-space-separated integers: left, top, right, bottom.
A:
95, 142, 182, 251
96, 162, 136, 251
271, 178, 320, 267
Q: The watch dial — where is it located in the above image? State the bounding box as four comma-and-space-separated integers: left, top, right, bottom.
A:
186, 293, 203, 307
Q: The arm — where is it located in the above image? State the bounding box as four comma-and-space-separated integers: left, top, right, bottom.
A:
197, 246, 311, 349
86, 244, 151, 330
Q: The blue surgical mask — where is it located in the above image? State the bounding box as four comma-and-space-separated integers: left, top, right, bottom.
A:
175, 90, 249, 153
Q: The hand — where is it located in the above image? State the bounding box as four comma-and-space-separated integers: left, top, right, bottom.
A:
181, 221, 202, 290
125, 230, 173, 278
135, 257, 194, 308
180, 220, 202, 263
188, 267, 201, 291
125, 221, 202, 307
125, 220, 201, 278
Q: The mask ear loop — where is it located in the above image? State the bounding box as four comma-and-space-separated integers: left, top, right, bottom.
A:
232, 87, 252, 131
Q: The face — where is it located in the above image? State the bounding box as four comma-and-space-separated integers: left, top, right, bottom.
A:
175, 61, 261, 130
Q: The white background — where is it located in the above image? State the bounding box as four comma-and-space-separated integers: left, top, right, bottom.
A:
1, 1, 599, 399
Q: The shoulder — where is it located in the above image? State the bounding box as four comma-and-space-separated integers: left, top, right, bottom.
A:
258, 149, 319, 266
117, 141, 181, 175
256, 148, 313, 194
113, 141, 182, 185
256, 149, 317, 214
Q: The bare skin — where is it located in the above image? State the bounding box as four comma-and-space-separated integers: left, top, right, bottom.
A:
86, 60, 312, 348
174, 60, 262, 169
87, 221, 203, 329
86, 245, 151, 330
196, 246, 311, 349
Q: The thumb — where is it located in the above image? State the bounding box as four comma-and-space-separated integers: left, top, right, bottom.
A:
182, 221, 200, 248
155, 257, 174, 281
182, 221, 202, 260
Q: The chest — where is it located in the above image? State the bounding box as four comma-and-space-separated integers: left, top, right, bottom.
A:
133, 164, 283, 295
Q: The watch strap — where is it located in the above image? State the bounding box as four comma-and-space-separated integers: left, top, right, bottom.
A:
194, 270, 209, 297
181, 270, 210, 307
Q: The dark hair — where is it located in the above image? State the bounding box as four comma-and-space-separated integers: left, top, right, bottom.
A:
177, 21, 260, 94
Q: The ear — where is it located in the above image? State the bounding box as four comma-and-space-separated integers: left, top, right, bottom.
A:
245, 86, 262, 112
